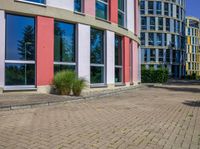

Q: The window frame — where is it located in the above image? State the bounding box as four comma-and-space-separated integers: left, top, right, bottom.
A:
90, 28, 106, 86
54, 21, 77, 73
118, 0, 127, 28
5, 14, 36, 88
74, 0, 84, 13
115, 34, 123, 84
96, 0, 109, 21
16, 0, 46, 6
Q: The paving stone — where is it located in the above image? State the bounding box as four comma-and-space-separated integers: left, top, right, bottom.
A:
0, 85, 199, 149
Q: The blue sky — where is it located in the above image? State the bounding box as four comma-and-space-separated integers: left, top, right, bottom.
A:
186, 0, 200, 19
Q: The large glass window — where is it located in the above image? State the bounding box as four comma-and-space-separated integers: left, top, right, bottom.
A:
90, 28, 105, 84
141, 17, 147, 30
140, 1, 145, 14
74, 0, 83, 12
150, 17, 155, 30
166, 18, 170, 32
158, 17, 163, 31
148, 1, 154, 15
156, 33, 162, 46
118, 0, 126, 27
156, 1, 162, 15
96, 0, 109, 20
115, 35, 123, 83
5, 14, 35, 86
141, 32, 145, 45
166, 49, 171, 63
148, 33, 154, 46
150, 49, 156, 62
164, 3, 169, 16
54, 21, 76, 73
24, 0, 45, 4
159, 49, 164, 62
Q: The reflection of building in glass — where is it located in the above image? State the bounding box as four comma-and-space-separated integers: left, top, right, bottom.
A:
0, 0, 140, 92
186, 16, 200, 76
140, 0, 186, 78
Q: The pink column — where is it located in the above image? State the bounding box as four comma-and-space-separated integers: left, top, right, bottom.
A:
132, 41, 139, 82
134, 0, 139, 36
110, 0, 118, 24
84, 0, 95, 16
123, 36, 130, 84
36, 16, 54, 86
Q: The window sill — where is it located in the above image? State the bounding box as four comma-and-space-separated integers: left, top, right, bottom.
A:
95, 17, 111, 24
90, 84, 108, 88
115, 83, 125, 87
15, 0, 46, 7
118, 25, 128, 30
74, 11, 86, 16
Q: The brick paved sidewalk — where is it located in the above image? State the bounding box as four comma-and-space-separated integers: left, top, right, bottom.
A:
0, 85, 199, 149
0, 86, 141, 110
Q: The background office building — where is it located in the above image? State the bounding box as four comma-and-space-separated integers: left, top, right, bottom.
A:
0, 0, 140, 92
185, 16, 200, 76
140, 0, 186, 78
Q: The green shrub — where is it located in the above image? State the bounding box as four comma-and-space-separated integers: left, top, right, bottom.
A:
53, 71, 75, 95
185, 73, 200, 80
141, 68, 169, 83
72, 78, 86, 96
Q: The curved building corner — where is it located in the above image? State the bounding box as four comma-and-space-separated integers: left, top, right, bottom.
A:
0, 0, 141, 93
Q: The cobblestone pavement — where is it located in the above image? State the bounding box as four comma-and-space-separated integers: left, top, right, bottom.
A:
0, 85, 200, 149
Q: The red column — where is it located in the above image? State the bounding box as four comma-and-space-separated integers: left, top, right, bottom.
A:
36, 16, 54, 86
134, 0, 139, 36
84, 0, 95, 17
123, 36, 130, 84
110, 0, 118, 24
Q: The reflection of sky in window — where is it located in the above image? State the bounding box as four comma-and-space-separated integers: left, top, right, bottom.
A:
26, 0, 45, 3
57, 22, 75, 59
6, 14, 34, 60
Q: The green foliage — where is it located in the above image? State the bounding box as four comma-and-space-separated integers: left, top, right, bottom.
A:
141, 68, 169, 83
72, 78, 86, 96
53, 70, 86, 96
185, 73, 200, 80
53, 71, 75, 95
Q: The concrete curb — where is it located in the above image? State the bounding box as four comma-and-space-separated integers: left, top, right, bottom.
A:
0, 85, 143, 111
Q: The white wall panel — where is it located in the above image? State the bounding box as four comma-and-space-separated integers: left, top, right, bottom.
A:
0, 10, 5, 88
106, 31, 115, 85
127, 0, 134, 33
77, 24, 90, 83
47, 0, 74, 11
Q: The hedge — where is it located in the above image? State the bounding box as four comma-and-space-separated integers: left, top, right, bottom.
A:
141, 68, 169, 83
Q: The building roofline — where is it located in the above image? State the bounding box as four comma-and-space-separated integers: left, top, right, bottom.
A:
186, 16, 200, 22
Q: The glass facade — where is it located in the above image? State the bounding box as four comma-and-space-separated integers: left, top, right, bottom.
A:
0, 0, 140, 91
24, 0, 45, 4
186, 17, 200, 76
140, 0, 186, 78
90, 28, 105, 84
115, 35, 123, 83
96, 0, 108, 20
74, 0, 83, 12
5, 14, 35, 86
54, 21, 76, 73
118, 0, 126, 27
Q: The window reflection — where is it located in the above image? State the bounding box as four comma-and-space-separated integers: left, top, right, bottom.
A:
5, 14, 35, 86
54, 21, 76, 73
96, 0, 108, 20
115, 35, 123, 83
5, 64, 35, 86
24, 0, 45, 4
6, 14, 35, 61
90, 28, 105, 84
